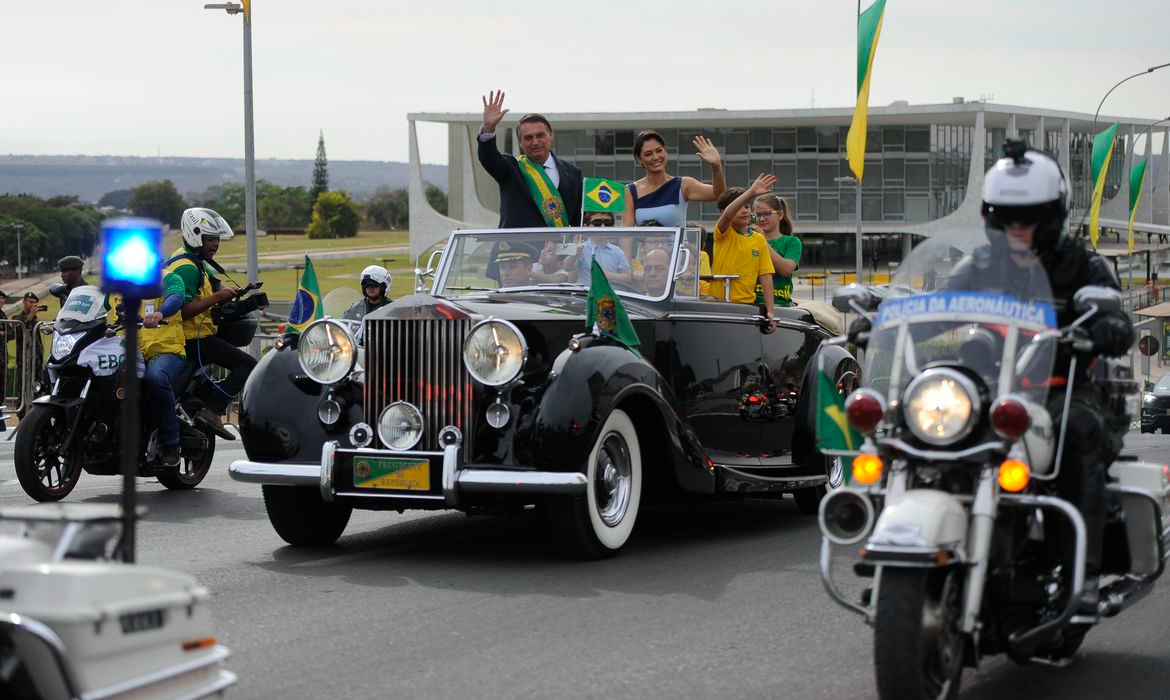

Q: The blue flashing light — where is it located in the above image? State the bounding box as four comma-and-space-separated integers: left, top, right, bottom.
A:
100, 217, 164, 297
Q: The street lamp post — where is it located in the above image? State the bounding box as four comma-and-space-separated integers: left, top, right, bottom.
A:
835, 176, 863, 283
205, 1, 260, 356
5, 223, 23, 280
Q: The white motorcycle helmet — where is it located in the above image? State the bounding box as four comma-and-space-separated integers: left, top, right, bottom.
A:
981, 140, 1068, 253
180, 208, 234, 249
359, 265, 391, 298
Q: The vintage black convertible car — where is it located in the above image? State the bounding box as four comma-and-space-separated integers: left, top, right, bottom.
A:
229, 227, 858, 558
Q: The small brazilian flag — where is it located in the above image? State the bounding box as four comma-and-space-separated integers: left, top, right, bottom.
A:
816, 370, 861, 453
288, 255, 322, 334
582, 177, 627, 217
586, 259, 641, 357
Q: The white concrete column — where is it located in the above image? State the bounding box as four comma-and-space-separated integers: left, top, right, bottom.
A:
1006, 114, 1018, 139
1036, 116, 1045, 151
1141, 125, 1155, 223
1060, 119, 1071, 180
1157, 128, 1170, 226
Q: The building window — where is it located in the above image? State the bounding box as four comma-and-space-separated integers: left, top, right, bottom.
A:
797, 192, 817, 221
866, 127, 882, 153
906, 195, 930, 221
723, 129, 749, 155
884, 157, 905, 186
862, 196, 882, 221
817, 127, 839, 153
906, 160, 929, 188
774, 162, 797, 189
819, 160, 840, 188
595, 131, 615, 156
797, 158, 818, 186
906, 128, 930, 153
884, 190, 905, 217
615, 130, 634, 155
883, 126, 905, 152
616, 159, 636, 183
797, 127, 818, 153
576, 129, 596, 157
773, 129, 796, 153
727, 162, 750, 189
818, 196, 840, 221
750, 128, 772, 153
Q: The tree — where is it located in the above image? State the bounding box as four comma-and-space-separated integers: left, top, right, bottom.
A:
424, 182, 448, 216
128, 180, 187, 228
364, 187, 409, 230
98, 189, 133, 210
310, 130, 328, 205
257, 181, 312, 229
307, 191, 359, 239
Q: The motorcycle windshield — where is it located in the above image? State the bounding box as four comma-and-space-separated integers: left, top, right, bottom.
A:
864, 227, 1057, 430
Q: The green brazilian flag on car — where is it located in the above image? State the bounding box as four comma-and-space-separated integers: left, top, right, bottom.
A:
816, 369, 861, 455
586, 259, 641, 357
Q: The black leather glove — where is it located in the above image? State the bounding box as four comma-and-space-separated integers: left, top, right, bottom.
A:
847, 317, 872, 348
1088, 315, 1133, 357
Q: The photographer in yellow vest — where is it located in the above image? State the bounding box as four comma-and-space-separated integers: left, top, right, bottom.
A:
170, 208, 256, 439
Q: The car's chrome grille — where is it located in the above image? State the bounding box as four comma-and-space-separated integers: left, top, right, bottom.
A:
364, 319, 473, 453
1151, 396, 1170, 410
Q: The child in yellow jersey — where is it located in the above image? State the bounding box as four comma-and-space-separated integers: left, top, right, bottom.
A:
711, 174, 777, 331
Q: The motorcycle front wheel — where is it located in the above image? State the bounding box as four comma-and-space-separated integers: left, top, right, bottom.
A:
156, 426, 215, 490
14, 405, 83, 502
874, 567, 966, 700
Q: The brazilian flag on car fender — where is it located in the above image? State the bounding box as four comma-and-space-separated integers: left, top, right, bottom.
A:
586, 259, 640, 357
288, 255, 322, 334
816, 370, 860, 453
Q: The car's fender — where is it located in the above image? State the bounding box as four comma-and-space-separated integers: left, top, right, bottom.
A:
791, 343, 860, 467
237, 348, 363, 463
524, 335, 713, 493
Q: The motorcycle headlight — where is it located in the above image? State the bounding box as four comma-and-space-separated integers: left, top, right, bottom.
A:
51, 331, 82, 360
378, 401, 423, 451
297, 320, 357, 385
463, 319, 527, 387
903, 369, 980, 446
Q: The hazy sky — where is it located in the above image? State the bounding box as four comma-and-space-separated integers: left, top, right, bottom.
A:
3, 0, 1168, 164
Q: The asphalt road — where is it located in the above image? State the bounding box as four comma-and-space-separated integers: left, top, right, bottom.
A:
2, 431, 1169, 699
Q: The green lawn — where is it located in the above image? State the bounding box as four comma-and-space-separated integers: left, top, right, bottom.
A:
159, 229, 417, 303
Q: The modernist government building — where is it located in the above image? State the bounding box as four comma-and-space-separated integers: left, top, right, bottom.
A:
406, 101, 1170, 270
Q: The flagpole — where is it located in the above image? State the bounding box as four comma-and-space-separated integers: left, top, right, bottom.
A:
855, 0, 863, 285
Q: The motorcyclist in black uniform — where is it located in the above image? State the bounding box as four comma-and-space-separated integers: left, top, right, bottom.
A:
342, 265, 393, 321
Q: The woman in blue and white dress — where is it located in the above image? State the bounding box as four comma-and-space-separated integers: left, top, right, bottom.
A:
621, 130, 726, 228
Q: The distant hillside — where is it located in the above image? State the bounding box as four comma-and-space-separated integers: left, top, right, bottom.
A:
0, 155, 448, 202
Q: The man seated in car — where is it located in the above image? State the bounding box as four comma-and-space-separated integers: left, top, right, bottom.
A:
641, 248, 671, 296
566, 212, 633, 286
494, 241, 540, 288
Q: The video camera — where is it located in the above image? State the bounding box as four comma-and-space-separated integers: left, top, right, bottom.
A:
212, 281, 269, 346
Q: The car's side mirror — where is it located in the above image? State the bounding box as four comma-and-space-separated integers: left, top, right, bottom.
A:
1073, 285, 1122, 315
831, 284, 880, 314
415, 247, 446, 293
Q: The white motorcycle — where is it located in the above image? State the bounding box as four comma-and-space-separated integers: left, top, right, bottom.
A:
817, 227, 1168, 699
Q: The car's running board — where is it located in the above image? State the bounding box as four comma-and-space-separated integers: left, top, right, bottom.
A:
716, 464, 827, 493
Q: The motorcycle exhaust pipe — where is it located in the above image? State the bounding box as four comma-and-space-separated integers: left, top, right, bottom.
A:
818, 489, 876, 546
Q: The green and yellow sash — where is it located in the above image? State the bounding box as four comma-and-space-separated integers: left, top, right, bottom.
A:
517, 155, 568, 227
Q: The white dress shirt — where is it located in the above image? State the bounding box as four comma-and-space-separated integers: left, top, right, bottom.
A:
479, 130, 559, 188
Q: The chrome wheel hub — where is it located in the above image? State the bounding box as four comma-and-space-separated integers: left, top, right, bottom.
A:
594, 432, 632, 527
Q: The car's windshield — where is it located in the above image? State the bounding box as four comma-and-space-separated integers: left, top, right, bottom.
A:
1156, 374, 1170, 390
434, 227, 701, 302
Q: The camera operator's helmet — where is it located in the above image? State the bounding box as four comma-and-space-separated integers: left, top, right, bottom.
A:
180, 208, 235, 249
981, 139, 1068, 253
359, 265, 391, 296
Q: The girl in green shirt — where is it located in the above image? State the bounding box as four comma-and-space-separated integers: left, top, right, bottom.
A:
753, 194, 802, 307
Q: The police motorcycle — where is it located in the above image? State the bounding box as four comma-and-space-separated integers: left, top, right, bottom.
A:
13, 282, 248, 502
817, 226, 1167, 699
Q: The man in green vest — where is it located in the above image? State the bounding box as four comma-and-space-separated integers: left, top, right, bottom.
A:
477, 90, 583, 228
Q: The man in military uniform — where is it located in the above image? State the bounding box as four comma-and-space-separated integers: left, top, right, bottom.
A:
493, 242, 540, 288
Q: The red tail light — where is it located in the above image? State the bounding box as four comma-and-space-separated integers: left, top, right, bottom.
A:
845, 390, 884, 434
990, 396, 1030, 439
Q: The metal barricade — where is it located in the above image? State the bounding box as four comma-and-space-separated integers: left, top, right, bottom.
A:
0, 318, 41, 418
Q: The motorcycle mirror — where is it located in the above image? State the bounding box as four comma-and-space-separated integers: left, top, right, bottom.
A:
831, 284, 880, 314
1073, 286, 1122, 315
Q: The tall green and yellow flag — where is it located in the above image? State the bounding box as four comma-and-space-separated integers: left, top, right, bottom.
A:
1088, 122, 1118, 250
1128, 159, 1149, 253
846, 0, 888, 182
582, 177, 627, 220
288, 255, 322, 334
586, 259, 641, 356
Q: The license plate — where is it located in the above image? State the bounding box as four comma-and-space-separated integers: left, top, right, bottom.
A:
353, 457, 430, 491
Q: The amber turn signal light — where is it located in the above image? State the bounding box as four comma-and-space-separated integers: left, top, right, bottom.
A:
182, 637, 217, 652
852, 453, 883, 484
997, 459, 1030, 492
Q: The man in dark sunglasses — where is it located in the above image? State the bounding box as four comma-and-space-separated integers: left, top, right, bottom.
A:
583, 212, 614, 227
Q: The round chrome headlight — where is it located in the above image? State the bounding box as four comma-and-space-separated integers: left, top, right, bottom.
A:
297, 320, 357, 385
378, 401, 423, 451
463, 319, 527, 387
902, 369, 980, 445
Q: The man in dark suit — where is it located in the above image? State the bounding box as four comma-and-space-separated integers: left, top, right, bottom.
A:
478, 90, 583, 229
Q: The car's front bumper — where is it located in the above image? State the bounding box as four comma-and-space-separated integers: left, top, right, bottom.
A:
1141, 411, 1170, 432
230, 441, 586, 509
